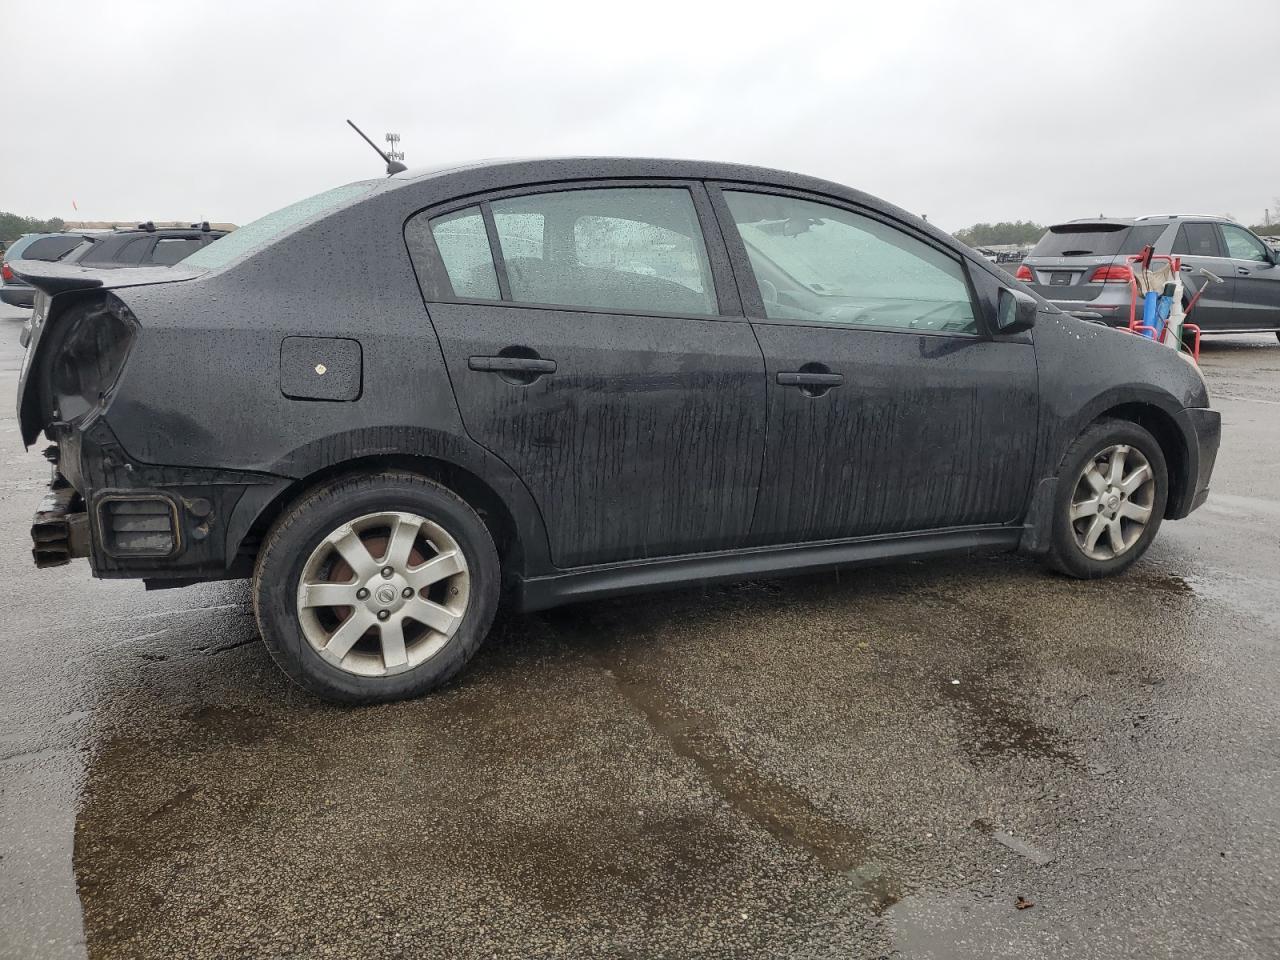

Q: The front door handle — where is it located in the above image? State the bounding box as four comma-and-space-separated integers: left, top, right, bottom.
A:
468, 356, 557, 374
1237, 267, 1251, 276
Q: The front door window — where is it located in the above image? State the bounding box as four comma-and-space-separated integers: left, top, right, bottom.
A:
722, 191, 977, 334
1220, 224, 1269, 262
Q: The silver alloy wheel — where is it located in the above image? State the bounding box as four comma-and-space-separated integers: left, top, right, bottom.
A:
296, 511, 470, 677
1069, 444, 1156, 562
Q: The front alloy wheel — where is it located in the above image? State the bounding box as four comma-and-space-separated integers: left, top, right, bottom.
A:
1068, 444, 1156, 562
1044, 418, 1168, 579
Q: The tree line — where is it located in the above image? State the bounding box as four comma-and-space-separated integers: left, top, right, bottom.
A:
1, 211, 67, 244
952, 220, 1046, 248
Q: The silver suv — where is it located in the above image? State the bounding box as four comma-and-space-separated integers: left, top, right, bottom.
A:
1018, 216, 1280, 340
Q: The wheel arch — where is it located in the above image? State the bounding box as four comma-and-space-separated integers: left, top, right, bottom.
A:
1020, 396, 1196, 555
226, 448, 551, 585
1091, 401, 1190, 519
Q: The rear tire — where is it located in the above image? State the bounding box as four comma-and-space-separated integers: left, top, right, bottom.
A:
252, 471, 500, 704
1043, 419, 1168, 579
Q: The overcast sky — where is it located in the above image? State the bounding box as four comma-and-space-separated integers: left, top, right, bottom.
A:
4, 0, 1277, 231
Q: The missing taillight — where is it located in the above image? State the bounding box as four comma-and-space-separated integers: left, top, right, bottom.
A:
49, 296, 137, 423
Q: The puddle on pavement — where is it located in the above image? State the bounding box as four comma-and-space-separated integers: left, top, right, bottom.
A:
70, 554, 1214, 957
608, 665, 901, 908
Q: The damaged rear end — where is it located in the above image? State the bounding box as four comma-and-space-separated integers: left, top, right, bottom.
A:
15, 260, 199, 569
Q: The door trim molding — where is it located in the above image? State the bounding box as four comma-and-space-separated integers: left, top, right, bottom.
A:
516, 524, 1021, 611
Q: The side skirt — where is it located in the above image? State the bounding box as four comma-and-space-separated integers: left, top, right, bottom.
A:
517, 525, 1022, 612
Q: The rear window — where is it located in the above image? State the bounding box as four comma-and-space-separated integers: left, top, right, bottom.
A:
1031, 224, 1133, 258
182, 180, 379, 271
23, 236, 86, 261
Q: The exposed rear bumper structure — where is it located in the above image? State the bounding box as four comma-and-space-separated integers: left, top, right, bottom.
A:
31, 473, 90, 567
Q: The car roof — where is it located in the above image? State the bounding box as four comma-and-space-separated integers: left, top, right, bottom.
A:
1051, 215, 1236, 229
1133, 214, 1233, 223
1052, 218, 1137, 228
102, 227, 227, 238
382, 155, 949, 247
390, 155, 849, 190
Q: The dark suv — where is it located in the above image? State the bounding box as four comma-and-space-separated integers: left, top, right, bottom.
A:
1018, 216, 1280, 338
65, 223, 227, 270
14, 159, 1220, 703
3, 225, 224, 309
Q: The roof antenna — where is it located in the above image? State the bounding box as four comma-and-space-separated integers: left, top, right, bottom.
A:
346, 119, 407, 176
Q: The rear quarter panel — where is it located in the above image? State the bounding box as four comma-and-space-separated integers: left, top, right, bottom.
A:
102, 187, 555, 574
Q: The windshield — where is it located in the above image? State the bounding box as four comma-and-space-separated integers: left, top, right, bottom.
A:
182, 180, 379, 271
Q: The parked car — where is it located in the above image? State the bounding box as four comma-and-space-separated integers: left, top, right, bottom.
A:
2, 233, 91, 307
61, 223, 227, 270
1018, 216, 1280, 339
14, 158, 1220, 703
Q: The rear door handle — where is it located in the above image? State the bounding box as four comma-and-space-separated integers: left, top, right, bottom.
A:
777, 371, 843, 387
468, 356, 557, 374
1237, 267, 1251, 276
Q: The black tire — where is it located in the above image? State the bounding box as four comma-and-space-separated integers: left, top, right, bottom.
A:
1043, 419, 1169, 579
252, 471, 500, 704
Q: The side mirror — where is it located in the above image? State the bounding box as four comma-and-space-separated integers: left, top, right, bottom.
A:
996, 287, 1038, 334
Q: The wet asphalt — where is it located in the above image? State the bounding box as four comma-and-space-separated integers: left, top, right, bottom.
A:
1, 302, 1278, 959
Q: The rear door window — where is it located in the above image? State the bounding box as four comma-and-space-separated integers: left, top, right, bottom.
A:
489, 187, 717, 316
91, 237, 154, 266
1172, 223, 1223, 258
428, 206, 500, 300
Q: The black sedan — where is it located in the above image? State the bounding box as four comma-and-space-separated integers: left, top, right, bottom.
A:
14, 158, 1220, 703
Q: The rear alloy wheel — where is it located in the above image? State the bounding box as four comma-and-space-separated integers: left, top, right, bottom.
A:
253, 473, 499, 703
297, 511, 470, 678
1044, 419, 1168, 579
